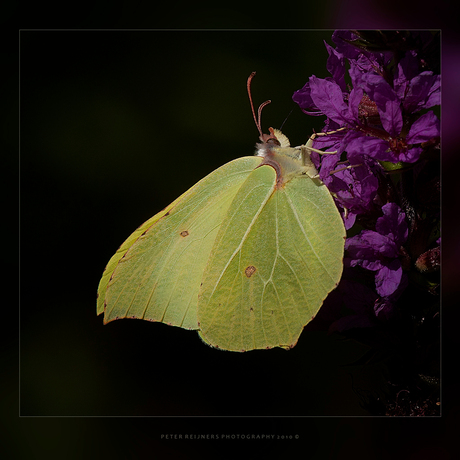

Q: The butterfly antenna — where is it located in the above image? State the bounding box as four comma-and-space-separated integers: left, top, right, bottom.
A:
247, 71, 271, 139
257, 100, 271, 132
279, 109, 293, 131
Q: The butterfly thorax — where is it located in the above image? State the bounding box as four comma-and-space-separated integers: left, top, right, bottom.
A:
255, 128, 319, 188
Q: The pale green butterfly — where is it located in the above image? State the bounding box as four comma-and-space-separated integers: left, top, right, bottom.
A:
97, 72, 345, 352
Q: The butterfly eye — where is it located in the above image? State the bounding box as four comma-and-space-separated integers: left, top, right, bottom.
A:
266, 138, 281, 146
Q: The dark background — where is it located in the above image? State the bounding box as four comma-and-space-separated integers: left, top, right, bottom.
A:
10, 10, 459, 460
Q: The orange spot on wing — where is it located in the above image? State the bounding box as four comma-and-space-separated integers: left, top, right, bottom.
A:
245, 265, 257, 278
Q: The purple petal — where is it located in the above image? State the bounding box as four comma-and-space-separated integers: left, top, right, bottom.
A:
348, 87, 364, 121
360, 259, 385, 271
422, 75, 441, 109
376, 202, 408, 245
361, 73, 403, 136
317, 151, 342, 181
402, 146, 424, 163
292, 81, 323, 115
406, 111, 440, 144
324, 40, 347, 91
348, 60, 366, 90
311, 131, 344, 152
345, 230, 397, 266
330, 163, 378, 215
331, 30, 361, 59
346, 136, 390, 161
374, 273, 409, 319
375, 260, 403, 297
320, 133, 379, 216
309, 76, 354, 125
313, 128, 355, 166
404, 72, 441, 113
394, 50, 420, 99
342, 210, 357, 230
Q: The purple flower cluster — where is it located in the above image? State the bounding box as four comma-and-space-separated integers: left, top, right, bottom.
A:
293, 30, 440, 329
293, 30, 440, 227
345, 202, 408, 298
